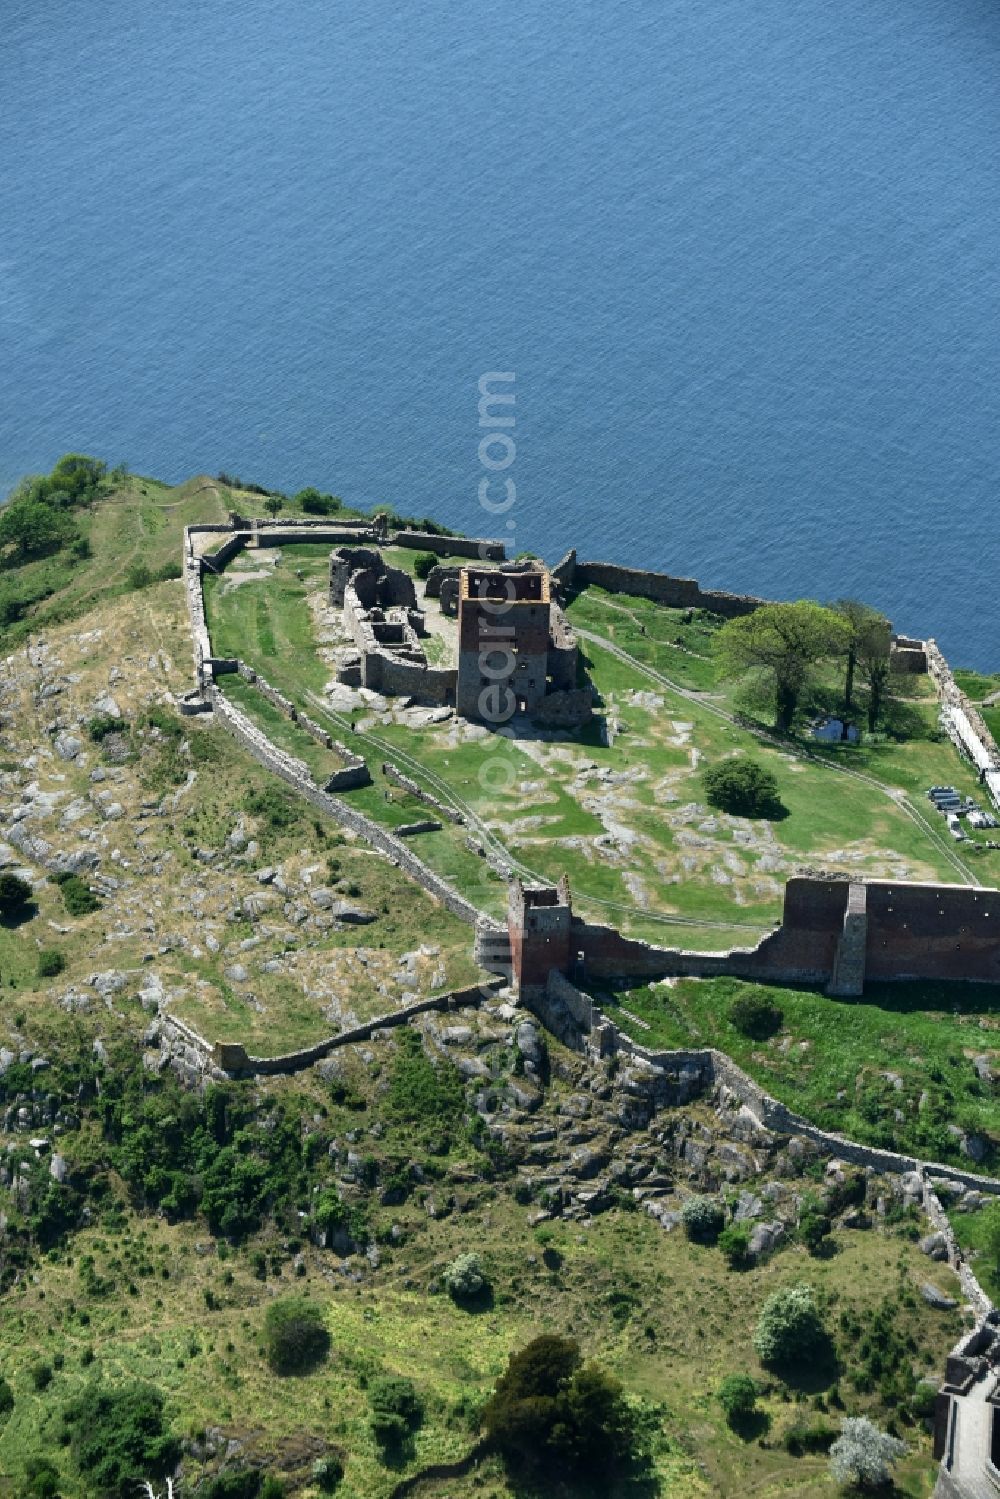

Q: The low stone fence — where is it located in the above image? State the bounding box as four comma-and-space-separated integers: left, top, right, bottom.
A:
390, 529, 505, 561
212, 980, 504, 1076
382, 762, 465, 824
210, 688, 490, 929
233, 662, 371, 791
536, 969, 1000, 1205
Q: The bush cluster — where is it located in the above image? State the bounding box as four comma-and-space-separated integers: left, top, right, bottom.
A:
728, 989, 783, 1040
702, 756, 783, 818
482, 1335, 638, 1482
263, 1297, 331, 1375
681, 1195, 725, 1244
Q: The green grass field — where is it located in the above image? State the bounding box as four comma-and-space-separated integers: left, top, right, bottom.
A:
604, 973, 1000, 1171
0, 1181, 959, 1498
199, 553, 995, 945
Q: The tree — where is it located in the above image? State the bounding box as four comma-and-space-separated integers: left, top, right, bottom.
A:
829, 1416, 906, 1489
718, 1372, 757, 1426
368, 1375, 423, 1456
66, 1383, 179, 1499
715, 602, 852, 732
854, 611, 893, 732
753, 1284, 828, 1367
681, 1195, 725, 1243
0, 872, 32, 914
263, 495, 284, 518
728, 988, 783, 1040
444, 1251, 488, 1302
703, 757, 783, 818
831, 600, 883, 712
482, 1336, 636, 1481
412, 551, 438, 581
0, 496, 74, 558
262, 1297, 330, 1374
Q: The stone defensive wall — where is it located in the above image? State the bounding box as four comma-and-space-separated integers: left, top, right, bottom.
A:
390, 529, 505, 561
928, 638, 1000, 810
209, 687, 492, 931
550, 876, 1000, 992
550, 547, 768, 618
535, 969, 996, 1307
382, 762, 465, 824
233, 661, 370, 790
211, 978, 504, 1077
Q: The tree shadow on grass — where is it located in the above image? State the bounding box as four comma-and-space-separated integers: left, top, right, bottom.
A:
505, 1458, 661, 1499
452, 1284, 496, 1315
0, 902, 38, 931
766, 1337, 841, 1398
728, 1408, 772, 1443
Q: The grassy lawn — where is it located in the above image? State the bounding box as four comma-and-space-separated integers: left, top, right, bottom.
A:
218, 672, 341, 782
0, 1189, 957, 1498
198, 556, 1000, 942
602, 974, 1000, 1172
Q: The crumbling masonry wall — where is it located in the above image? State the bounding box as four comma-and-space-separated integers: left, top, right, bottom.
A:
550, 548, 767, 618
509, 876, 1000, 996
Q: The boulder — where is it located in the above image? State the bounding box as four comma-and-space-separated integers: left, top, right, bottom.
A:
920, 1282, 958, 1311
919, 1231, 949, 1261
748, 1221, 785, 1259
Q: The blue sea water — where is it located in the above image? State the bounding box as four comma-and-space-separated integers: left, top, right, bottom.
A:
2, 0, 999, 665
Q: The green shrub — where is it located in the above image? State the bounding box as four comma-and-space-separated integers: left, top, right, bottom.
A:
754, 1284, 828, 1368
125, 561, 153, 590
412, 551, 438, 580
65, 1382, 179, 1499
444, 1252, 488, 1302
387, 1029, 465, 1136
718, 1372, 757, 1425
0, 872, 33, 914
681, 1195, 725, 1244
87, 713, 127, 742
30, 1360, 53, 1390
53, 873, 100, 916
728, 989, 783, 1040
369, 1375, 423, 1454
311, 1453, 344, 1491
23, 1457, 60, 1499
799, 1209, 832, 1255
703, 756, 783, 818
36, 949, 65, 978
718, 1223, 752, 1266
0, 1376, 13, 1417
262, 1297, 330, 1375
243, 785, 300, 831
295, 488, 342, 516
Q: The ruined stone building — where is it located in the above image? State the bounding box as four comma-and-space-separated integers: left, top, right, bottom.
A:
330, 547, 591, 728
454, 566, 587, 726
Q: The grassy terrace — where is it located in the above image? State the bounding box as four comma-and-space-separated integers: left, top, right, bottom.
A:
0, 1187, 962, 1498
201, 545, 1000, 949
602, 974, 1000, 1173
